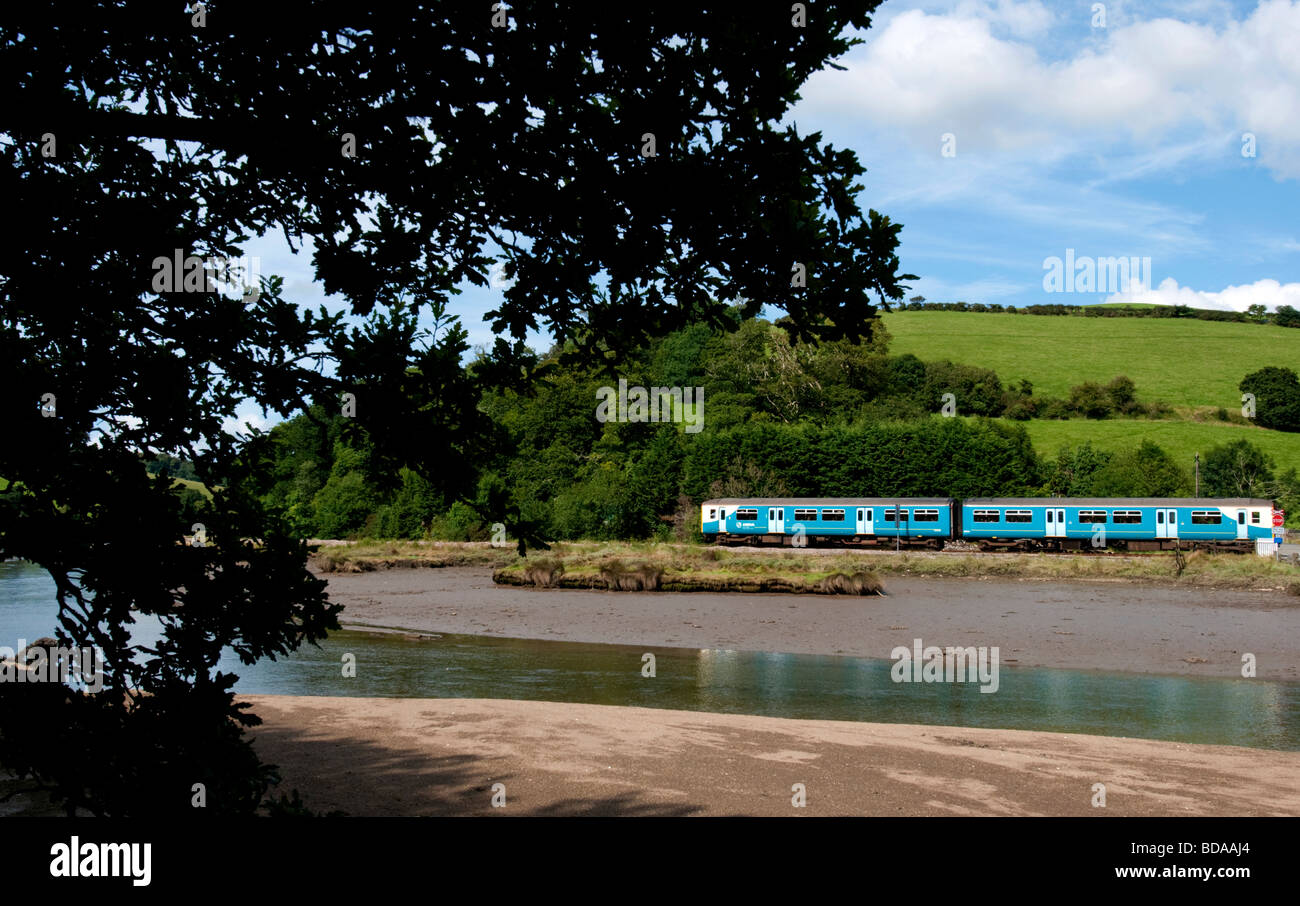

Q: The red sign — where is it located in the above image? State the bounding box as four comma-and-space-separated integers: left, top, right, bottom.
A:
1274, 510, 1286, 527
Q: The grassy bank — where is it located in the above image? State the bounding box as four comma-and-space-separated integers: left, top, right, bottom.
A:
310, 540, 519, 572
479, 541, 1300, 593
309, 539, 1300, 593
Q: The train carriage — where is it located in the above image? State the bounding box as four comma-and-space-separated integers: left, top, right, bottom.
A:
961, 498, 1275, 552
701, 497, 955, 548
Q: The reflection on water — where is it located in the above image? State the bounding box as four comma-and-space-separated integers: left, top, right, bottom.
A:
3, 560, 1297, 750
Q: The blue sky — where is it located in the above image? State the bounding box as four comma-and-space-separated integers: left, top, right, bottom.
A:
232, 0, 1300, 430
790, 0, 1300, 311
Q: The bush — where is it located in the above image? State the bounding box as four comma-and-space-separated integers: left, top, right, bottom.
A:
1067, 382, 1114, 419
1002, 395, 1037, 420
429, 500, 492, 541
923, 360, 1005, 417
1104, 375, 1139, 414
1240, 366, 1300, 432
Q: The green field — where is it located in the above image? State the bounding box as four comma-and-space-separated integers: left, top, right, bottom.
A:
880, 310, 1300, 472
995, 417, 1300, 472
883, 310, 1300, 410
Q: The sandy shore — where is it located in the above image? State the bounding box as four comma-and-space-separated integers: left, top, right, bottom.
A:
247, 695, 1300, 816
320, 567, 1300, 680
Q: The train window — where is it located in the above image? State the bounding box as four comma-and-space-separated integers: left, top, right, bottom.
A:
794, 509, 818, 521
972, 510, 999, 523
1113, 510, 1142, 524
735, 509, 758, 521
913, 509, 939, 522
1252, 511, 1261, 524
1156, 511, 1163, 524
884, 510, 909, 522
1191, 511, 1222, 524
1046, 510, 1053, 524
856, 509, 864, 521
1005, 510, 1032, 523
1079, 510, 1108, 524
709, 509, 716, 519
821, 509, 845, 521
1238, 511, 1246, 525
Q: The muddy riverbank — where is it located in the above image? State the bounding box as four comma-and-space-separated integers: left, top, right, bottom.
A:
320, 566, 1300, 681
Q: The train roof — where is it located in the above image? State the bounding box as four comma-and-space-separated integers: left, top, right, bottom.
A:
963, 497, 1274, 507
702, 498, 955, 506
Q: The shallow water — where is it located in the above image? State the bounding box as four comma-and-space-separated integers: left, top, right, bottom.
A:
3, 559, 1297, 749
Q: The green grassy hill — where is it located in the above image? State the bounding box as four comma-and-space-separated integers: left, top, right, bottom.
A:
883, 311, 1300, 409
882, 311, 1300, 469
997, 417, 1299, 472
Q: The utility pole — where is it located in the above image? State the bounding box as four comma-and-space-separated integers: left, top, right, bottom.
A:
1194, 453, 1200, 497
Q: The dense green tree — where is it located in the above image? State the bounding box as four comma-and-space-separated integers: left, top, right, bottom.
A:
2, 2, 911, 814
1042, 443, 1112, 496
1089, 441, 1190, 497
1201, 439, 1275, 498
1274, 305, 1300, 328
1240, 366, 1300, 432
923, 361, 1005, 417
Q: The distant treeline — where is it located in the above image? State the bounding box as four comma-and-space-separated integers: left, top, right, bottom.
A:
903, 299, 1300, 326
206, 316, 1299, 541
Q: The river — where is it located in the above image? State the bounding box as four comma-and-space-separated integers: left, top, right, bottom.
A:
2, 559, 1297, 749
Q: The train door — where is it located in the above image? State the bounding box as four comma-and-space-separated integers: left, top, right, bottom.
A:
770, 507, 784, 535
1046, 507, 1066, 537
855, 507, 869, 536
1236, 510, 1248, 540
1156, 508, 1178, 539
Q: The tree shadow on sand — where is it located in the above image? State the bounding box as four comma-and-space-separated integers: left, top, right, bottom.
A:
250, 717, 703, 817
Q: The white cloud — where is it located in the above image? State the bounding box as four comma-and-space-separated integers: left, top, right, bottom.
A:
1105, 276, 1300, 310
222, 400, 278, 437
800, 0, 1300, 178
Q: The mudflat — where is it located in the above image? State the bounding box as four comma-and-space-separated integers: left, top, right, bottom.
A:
320, 567, 1300, 680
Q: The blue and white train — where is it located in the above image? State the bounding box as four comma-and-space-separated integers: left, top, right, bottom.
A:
701, 497, 1278, 552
